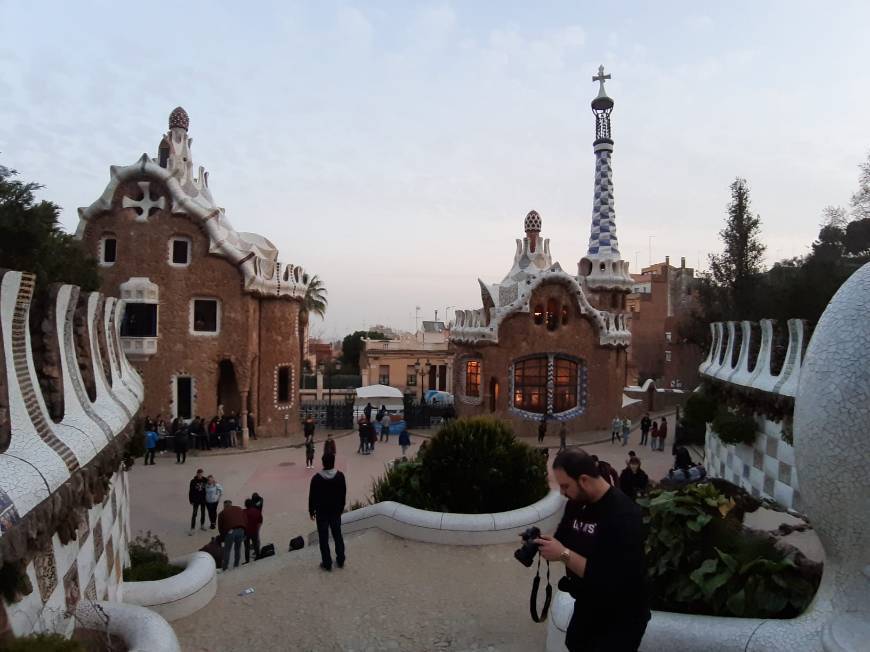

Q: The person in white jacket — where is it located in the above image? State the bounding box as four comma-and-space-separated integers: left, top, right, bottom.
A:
205, 475, 223, 530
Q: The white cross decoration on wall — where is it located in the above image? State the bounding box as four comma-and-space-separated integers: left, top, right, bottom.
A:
122, 182, 165, 222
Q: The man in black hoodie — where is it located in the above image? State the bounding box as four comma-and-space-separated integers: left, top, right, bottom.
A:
535, 449, 650, 651
188, 469, 208, 535
308, 452, 346, 571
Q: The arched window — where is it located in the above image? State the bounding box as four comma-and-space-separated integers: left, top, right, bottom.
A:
546, 299, 558, 331
553, 357, 579, 412
513, 356, 547, 413
561, 305, 569, 325
533, 305, 544, 325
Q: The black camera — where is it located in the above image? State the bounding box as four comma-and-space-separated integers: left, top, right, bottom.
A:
514, 526, 541, 567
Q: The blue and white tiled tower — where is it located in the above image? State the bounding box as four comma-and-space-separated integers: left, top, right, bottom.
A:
578, 66, 633, 295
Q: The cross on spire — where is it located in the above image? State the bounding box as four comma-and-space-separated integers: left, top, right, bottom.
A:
592, 65, 611, 94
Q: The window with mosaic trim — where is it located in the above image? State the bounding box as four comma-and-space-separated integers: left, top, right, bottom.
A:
553, 357, 578, 412
513, 356, 547, 413
465, 360, 481, 397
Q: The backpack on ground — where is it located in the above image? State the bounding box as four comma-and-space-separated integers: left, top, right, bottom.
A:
288, 536, 304, 551
258, 543, 275, 559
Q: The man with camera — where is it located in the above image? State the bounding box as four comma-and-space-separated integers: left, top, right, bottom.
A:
534, 449, 650, 651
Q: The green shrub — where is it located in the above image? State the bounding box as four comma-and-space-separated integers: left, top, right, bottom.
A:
712, 408, 757, 446
638, 483, 819, 618
123, 531, 182, 581
123, 560, 183, 582
4, 633, 85, 652
683, 388, 719, 425
372, 417, 549, 513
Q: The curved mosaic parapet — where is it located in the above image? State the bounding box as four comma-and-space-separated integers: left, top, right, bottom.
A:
329, 490, 565, 546
699, 318, 808, 397
121, 551, 217, 622
548, 263, 870, 652
0, 270, 144, 526
76, 600, 181, 652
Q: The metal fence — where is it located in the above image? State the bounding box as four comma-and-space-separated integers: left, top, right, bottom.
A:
402, 397, 456, 429
299, 399, 355, 429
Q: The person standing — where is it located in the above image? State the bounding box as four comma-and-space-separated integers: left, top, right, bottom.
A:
363, 402, 373, 423
205, 475, 223, 529
619, 456, 650, 502
639, 413, 652, 447
398, 428, 411, 457
324, 432, 337, 457
611, 416, 622, 444
251, 492, 264, 514
144, 428, 158, 465
188, 469, 208, 535
649, 420, 660, 452
380, 408, 391, 442
305, 436, 316, 469
367, 420, 377, 453
243, 498, 263, 563
308, 453, 346, 571
621, 417, 631, 447
303, 416, 316, 442
657, 417, 668, 452
217, 500, 247, 571
559, 422, 568, 451
357, 418, 367, 454
538, 415, 548, 444
248, 412, 257, 440
535, 449, 650, 651
175, 425, 189, 464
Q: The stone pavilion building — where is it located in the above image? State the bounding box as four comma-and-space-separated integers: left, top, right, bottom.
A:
76, 108, 310, 439
450, 67, 634, 437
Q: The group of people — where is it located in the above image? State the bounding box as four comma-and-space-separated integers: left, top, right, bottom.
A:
142, 410, 259, 465
611, 413, 669, 451
189, 468, 265, 571
536, 416, 570, 451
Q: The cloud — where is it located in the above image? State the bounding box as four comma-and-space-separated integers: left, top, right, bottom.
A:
336, 6, 373, 51
412, 4, 457, 50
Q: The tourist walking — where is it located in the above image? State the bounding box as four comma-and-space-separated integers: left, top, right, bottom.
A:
538, 415, 548, 444
324, 432, 336, 457
205, 475, 223, 529
217, 500, 247, 571
308, 452, 346, 571
621, 417, 631, 447
657, 417, 668, 452
398, 428, 411, 456
611, 415, 622, 444
640, 413, 652, 447
243, 498, 263, 563
619, 456, 650, 502
175, 425, 189, 464
380, 408, 391, 442
305, 436, 315, 469
188, 469, 207, 534
559, 422, 568, 451
144, 428, 158, 465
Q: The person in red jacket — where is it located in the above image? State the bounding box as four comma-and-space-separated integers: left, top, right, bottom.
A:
243, 498, 263, 563
217, 500, 247, 571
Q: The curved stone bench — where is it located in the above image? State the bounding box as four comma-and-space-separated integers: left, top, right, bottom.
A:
76, 600, 180, 652
331, 490, 566, 546
121, 551, 216, 622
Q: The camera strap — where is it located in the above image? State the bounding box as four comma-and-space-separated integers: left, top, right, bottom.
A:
530, 555, 552, 623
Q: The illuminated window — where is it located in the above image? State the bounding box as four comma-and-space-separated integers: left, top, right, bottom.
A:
561, 305, 569, 325
465, 360, 481, 397
546, 299, 558, 331
533, 304, 544, 325
553, 357, 578, 412
513, 356, 548, 414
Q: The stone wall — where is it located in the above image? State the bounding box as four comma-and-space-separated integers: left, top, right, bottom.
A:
0, 270, 144, 640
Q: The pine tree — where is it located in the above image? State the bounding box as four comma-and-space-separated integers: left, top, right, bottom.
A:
850, 151, 870, 221
707, 177, 766, 317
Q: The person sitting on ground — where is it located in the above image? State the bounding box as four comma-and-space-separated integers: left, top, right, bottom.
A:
217, 500, 247, 571
674, 446, 692, 471
619, 456, 650, 502
199, 536, 223, 567
243, 498, 263, 563
592, 455, 620, 487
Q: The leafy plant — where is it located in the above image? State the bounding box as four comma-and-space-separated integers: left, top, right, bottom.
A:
371, 417, 549, 513
0, 559, 33, 603
711, 408, 757, 446
683, 387, 718, 425
123, 531, 182, 581
638, 483, 820, 618
123, 560, 183, 582
4, 633, 85, 651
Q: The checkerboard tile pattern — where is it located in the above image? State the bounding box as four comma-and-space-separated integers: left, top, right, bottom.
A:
705, 424, 799, 510
5, 471, 130, 637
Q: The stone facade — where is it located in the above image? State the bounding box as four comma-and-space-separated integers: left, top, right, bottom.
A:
360, 326, 453, 397
627, 257, 702, 389
76, 108, 310, 437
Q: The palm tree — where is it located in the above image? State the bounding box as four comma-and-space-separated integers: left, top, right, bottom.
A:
299, 274, 327, 372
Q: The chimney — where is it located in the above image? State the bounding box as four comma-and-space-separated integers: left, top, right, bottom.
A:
665, 255, 670, 267
681, 256, 686, 269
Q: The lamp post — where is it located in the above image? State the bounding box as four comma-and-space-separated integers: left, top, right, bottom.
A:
319, 359, 342, 429
414, 358, 431, 403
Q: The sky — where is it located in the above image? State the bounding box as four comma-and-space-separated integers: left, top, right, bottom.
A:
2, 1, 869, 339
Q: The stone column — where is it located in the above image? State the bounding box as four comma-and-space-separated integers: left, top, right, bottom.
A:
240, 389, 250, 448
316, 370, 324, 401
